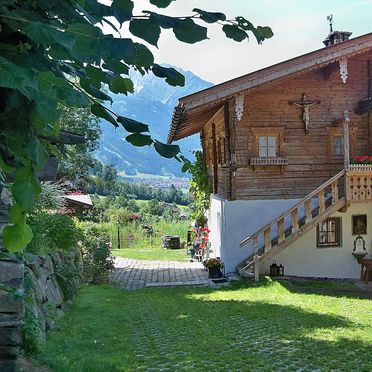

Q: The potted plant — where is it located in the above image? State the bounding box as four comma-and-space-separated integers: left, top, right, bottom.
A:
203, 257, 224, 278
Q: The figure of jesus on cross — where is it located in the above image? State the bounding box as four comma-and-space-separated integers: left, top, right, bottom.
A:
289, 93, 321, 133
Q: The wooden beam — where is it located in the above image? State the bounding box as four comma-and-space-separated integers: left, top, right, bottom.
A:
253, 237, 259, 282
343, 111, 350, 169
212, 122, 218, 194
224, 101, 232, 200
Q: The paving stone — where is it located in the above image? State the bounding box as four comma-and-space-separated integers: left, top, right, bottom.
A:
111, 257, 210, 290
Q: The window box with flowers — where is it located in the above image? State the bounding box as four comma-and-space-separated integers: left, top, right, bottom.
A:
349, 156, 372, 171
203, 257, 224, 278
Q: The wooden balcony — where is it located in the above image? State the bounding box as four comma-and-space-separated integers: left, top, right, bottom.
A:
346, 164, 372, 202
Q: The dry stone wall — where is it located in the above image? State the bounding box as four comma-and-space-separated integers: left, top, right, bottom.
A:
0, 194, 24, 372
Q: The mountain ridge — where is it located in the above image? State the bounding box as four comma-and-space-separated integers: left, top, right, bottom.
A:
95, 67, 213, 177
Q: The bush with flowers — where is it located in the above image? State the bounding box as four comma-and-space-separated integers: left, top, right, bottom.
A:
203, 257, 224, 269
352, 156, 372, 164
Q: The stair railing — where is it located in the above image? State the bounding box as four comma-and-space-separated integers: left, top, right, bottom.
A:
240, 169, 346, 255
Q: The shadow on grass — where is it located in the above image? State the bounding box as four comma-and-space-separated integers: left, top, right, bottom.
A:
35, 284, 372, 372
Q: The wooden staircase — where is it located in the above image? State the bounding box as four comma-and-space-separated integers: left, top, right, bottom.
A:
238, 170, 346, 278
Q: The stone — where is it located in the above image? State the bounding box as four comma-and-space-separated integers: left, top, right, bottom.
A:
24, 267, 45, 304
0, 261, 23, 289
0, 346, 20, 358
0, 292, 24, 313
0, 359, 19, 372
40, 255, 54, 277
25, 255, 42, 279
0, 327, 21, 346
44, 277, 63, 307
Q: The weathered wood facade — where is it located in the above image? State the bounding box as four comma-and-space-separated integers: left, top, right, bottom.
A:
199, 49, 372, 201
168, 32, 372, 278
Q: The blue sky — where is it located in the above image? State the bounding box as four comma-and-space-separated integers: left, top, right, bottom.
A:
134, 0, 372, 83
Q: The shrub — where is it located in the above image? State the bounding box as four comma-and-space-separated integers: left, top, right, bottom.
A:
55, 262, 82, 301
26, 212, 82, 254
80, 223, 115, 284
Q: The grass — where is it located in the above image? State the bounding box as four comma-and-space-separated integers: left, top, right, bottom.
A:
36, 279, 372, 371
111, 219, 191, 261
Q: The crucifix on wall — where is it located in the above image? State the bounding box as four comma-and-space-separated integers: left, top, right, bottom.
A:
288, 93, 321, 133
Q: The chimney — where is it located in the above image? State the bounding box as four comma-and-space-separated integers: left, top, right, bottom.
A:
323, 15, 352, 47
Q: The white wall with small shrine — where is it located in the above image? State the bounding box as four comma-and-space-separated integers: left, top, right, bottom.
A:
261, 203, 372, 279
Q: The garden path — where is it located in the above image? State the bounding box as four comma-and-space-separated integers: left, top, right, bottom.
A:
111, 257, 210, 290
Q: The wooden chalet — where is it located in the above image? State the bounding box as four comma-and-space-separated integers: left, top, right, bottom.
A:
168, 30, 372, 280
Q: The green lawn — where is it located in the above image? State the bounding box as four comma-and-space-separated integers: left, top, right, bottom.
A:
36, 280, 372, 371
112, 246, 190, 261
111, 219, 191, 261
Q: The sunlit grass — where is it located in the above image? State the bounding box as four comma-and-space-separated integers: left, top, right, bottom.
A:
111, 219, 191, 261
36, 280, 372, 371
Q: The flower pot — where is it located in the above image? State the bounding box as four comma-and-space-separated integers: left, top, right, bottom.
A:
208, 267, 222, 279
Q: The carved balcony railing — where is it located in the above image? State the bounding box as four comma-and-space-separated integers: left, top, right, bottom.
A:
249, 157, 288, 166
346, 165, 372, 202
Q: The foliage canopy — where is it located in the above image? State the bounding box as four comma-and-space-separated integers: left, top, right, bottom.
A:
0, 0, 273, 251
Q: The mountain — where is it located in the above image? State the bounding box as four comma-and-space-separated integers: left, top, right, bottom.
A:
95, 67, 213, 178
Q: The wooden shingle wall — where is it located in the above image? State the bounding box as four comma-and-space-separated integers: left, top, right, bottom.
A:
202, 49, 372, 201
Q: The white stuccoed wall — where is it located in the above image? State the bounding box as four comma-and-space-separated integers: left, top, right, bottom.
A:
262, 203, 372, 279
208, 195, 300, 273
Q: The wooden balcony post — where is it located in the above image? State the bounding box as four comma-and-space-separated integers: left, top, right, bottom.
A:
291, 208, 299, 233
343, 110, 350, 170
253, 237, 259, 282
264, 228, 271, 252
331, 180, 339, 204
318, 189, 325, 213
305, 199, 312, 223
278, 218, 285, 243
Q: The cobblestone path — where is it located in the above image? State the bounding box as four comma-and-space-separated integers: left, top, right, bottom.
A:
111, 257, 210, 290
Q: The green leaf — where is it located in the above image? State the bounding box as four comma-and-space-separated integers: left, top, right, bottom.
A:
127, 43, 154, 69
222, 24, 248, 42
148, 12, 180, 29
91, 104, 118, 127
149, 0, 175, 8
0, 57, 38, 99
111, 0, 134, 24
129, 19, 161, 47
181, 162, 190, 172
9, 204, 25, 225
193, 8, 226, 23
106, 38, 135, 60
0, 154, 14, 173
109, 76, 134, 94
154, 140, 180, 158
173, 19, 208, 44
3, 223, 33, 252
80, 78, 113, 103
257, 26, 274, 39
86, 65, 111, 85
152, 64, 185, 87
23, 22, 75, 49
102, 59, 129, 75
117, 116, 149, 133
26, 139, 49, 171
126, 133, 153, 147
12, 181, 35, 212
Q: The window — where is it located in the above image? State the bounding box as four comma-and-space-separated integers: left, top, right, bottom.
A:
251, 127, 284, 158
317, 217, 342, 247
332, 135, 344, 158
258, 136, 277, 158
327, 127, 356, 161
